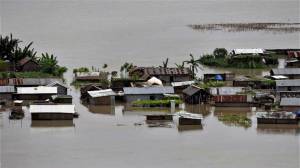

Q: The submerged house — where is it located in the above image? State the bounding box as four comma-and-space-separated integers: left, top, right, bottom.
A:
280, 98, 300, 111
14, 86, 57, 100
182, 85, 210, 104
75, 72, 101, 81
129, 67, 192, 85
123, 86, 174, 103
50, 95, 73, 104
210, 87, 252, 107
17, 57, 40, 72
275, 79, 300, 92
270, 68, 300, 79
276, 79, 300, 99
47, 81, 68, 95
80, 84, 102, 99
87, 89, 116, 105
7, 78, 63, 86
171, 80, 195, 94
30, 104, 75, 120
0, 86, 15, 104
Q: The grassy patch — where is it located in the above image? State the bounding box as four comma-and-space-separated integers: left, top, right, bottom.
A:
218, 114, 252, 128
132, 99, 182, 107
197, 81, 225, 89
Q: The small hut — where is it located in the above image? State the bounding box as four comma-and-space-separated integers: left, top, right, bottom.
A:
17, 57, 39, 72
47, 81, 69, 95
182, 85, 210, 104
87, 89, 116, 105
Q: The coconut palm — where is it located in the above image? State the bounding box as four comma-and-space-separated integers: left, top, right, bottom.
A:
162, 58, 169, 68
183, 53, 201, 79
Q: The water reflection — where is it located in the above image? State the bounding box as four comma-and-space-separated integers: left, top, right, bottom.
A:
257, 124, 300, 135
177, 125, 203, 132
184, 104, 212, 117
31, 120, 75, 127
86, 105, 115, 115
30, 120, 75, 133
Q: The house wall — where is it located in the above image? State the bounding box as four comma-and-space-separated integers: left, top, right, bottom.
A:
21, 62, 39, 72
125, 94, 164, 103
14, 94, 56, 100
286, 75, 300, 79
174, 76, 192, 82
89, 96, 115, 105
0, 93, 13, 101
276, 86, 300, 91
281, 106, 300, 111
56, 85, 68, 95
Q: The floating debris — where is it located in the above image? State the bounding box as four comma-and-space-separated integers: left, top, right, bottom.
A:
189, 23, 300, 33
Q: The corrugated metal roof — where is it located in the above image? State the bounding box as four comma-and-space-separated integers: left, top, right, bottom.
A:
9, 78, 62, 86
30, 104, 75, 114
88, 89, 115, 98
123, 86, 174, 95
182, 85, 201, 96
171, 81, 195, 87
276, 79, 300, 87
233, 48, 264, 55
210, 87, 244, 95
47, 81, 69, 88
271, 68, 300, 75
280, 98, 300, 106
0, 86, 15, 93
17, 86, 57, 94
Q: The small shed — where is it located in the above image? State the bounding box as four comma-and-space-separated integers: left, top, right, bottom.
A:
182, 85, 210, 104
123, 86, 174, 103
30, 104, 75, 120
51, 95, 73, 104
18, 57, 40, 72
15, 86, 57, 100
87, 89, 116, 105
47, 81, 68, 95
280, 98, 300, 111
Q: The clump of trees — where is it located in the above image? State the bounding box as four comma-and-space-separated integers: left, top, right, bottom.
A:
0, 34, 67, 77
198, 48, 278, 69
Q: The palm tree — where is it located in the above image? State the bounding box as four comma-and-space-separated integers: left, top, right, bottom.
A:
162, 58, 169, 68
120, 62, 134, 78
175, 62, 185, 69
183, 53, 201, 79
0, 34, 21, 61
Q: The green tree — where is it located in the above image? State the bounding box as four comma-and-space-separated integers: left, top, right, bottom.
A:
183, 53, 201, 79
213, 48, 228, 59
39, 53, 67, 77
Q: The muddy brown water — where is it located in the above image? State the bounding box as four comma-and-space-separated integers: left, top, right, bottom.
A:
1, 0, 300, 167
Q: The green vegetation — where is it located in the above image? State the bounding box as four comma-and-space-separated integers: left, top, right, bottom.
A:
213, 48, 228, 59
197, 81, 225, 89
183, 54, 202, 79
197, 48, 279, 69
132, 99, 182, 107
0, 34, 67, 78
39, 53, 67, 77
73, 67, 89, 74
218, 114, 252, 128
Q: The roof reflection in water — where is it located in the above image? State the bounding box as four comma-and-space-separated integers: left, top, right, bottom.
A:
257, 124, 300, 135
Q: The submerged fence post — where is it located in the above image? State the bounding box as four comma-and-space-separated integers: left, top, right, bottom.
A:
170, 100, 175, 113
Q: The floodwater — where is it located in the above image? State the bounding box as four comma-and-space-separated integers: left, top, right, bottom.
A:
1, 0, 300, 168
